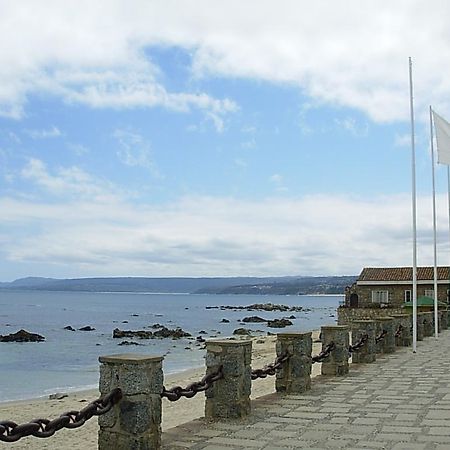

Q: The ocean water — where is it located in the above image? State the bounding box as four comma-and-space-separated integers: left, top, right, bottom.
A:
0, 291, 340, 402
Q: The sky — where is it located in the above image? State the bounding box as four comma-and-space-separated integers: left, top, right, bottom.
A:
2, 1, 450, 281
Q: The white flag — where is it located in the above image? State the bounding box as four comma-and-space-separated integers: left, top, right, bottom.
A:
433, 110, 450, 165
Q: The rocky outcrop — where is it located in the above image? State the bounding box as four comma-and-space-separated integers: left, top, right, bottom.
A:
113, 326, 191, 340
0, 329, 45, 342
153, 327, 191, 339
233, 328, 252, 335
242, 316, 267, 323
118, 340, 143, 346
63, 326, 76, 331
266, 318, 293, 328
78, 326, 95, 331
113, 328, 153, 339
208, 303, 303, 312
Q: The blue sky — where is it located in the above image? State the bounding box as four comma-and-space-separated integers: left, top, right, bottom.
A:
2, 1, 450, 281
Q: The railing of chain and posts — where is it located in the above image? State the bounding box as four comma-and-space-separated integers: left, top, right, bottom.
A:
2, 313, 449, 449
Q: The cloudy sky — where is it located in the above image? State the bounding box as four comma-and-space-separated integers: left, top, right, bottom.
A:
2, 1, 450, 281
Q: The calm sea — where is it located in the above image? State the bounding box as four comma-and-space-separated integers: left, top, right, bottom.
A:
0, 291, 340, 402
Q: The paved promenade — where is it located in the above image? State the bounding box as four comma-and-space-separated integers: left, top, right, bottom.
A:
163, 329, 450, 450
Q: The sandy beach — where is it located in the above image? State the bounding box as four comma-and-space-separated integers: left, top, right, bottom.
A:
0, 332, 322, 450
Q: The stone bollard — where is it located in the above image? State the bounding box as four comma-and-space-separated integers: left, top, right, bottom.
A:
374, 320, 384, 354
377, 317, 395, 353
98, 354, 163, 450
205, 339, 252, 419
391, 314, 412, 347
351, 320, 376, 363
423, 312, 434, 337
276, 332, 312, 393
440, 309, 449, 330
416, 313, 425, 341
320, 325, 349, 376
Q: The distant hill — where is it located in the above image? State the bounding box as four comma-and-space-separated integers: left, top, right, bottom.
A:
194, 276, 356, 295
0, 275, 356, 295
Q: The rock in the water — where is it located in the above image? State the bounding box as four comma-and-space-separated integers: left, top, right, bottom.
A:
233, 328, 252, 336
63, 326, 76, 331
79, 326, 95, 331
113, 328, 153, 339
220, 318, 230, 323
0, 329, 45, 342
113, 326, 191, 340
214, 303, 303, 312
267, 318, 293, 328
242, 316, 266, 323
153, 326, 191, 339
118, 340, 143, 346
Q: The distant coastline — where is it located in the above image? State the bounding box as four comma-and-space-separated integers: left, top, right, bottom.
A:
0, 275, 356, 295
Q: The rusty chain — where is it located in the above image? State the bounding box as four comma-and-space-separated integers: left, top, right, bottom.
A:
375, 329, 387, 343
251, 350, 292, 380
312, 342, 335, 364
395, 324, 403, 338
349, 333, 368, 353
161, 366, 223, 401
0, 388, 122, 443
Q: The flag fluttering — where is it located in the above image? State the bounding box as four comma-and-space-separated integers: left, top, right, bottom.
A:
432, 110, 450, 165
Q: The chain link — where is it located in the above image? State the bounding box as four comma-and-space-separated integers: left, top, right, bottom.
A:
0, 388, 122, 443
312, 342, 335, 363
161, 366, 223, 401
375, 329, 387, 343
251, 351, 292, 380
395, 324, 403, 338
349, 333, 368, 353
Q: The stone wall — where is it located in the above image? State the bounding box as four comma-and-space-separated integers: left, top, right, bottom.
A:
337, 306, 408, 325
345, 283, 448, 308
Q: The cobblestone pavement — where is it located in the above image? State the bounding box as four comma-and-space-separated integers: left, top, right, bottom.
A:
163, 330, 450, 449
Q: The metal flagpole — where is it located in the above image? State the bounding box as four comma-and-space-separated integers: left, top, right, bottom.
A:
448, 166, 450, 309
429, 106, 439, 338
409, 57, 418, 353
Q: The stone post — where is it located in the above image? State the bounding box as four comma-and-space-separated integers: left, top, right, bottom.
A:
416, 312, 425, 341
440, 309, 449, 330
205, 339, 252, 419
275, 332, 312, 393
351, 320, 376, 363
391, 314, 412, 347
374, 319, 384, 353
423, 312, 434, 337
377, 317, 395, 353
320, 325, 349, 376
98, 354, 163, 450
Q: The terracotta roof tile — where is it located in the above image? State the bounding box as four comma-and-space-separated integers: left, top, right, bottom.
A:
358, 267, 450, 282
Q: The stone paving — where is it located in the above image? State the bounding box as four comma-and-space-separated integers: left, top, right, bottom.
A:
163, 329, 450, 449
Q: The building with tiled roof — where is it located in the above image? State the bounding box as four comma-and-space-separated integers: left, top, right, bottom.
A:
344, 266, 450, 308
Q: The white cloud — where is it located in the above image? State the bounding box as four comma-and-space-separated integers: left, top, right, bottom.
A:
25, 125, 62, 139
1, 2, 450, 124
3, 165, 445, 277
334, 117, 369, 137
113, 129, 162, 178
21, 158, 121, 202
394, 133, 411, 148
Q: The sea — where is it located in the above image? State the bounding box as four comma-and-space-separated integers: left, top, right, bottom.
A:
0, 291, 341, 402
